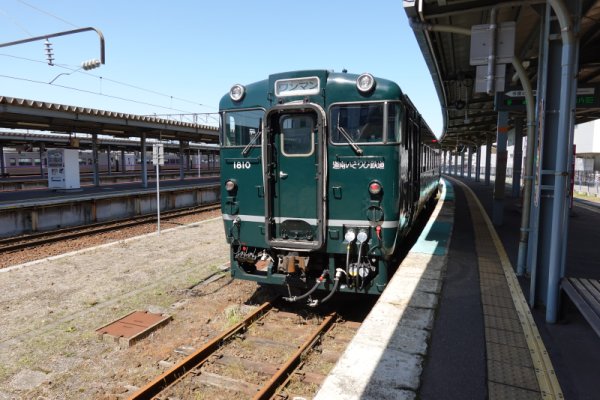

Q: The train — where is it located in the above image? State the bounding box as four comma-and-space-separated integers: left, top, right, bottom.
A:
1, 149, 219, 177
219, 69, 440, 306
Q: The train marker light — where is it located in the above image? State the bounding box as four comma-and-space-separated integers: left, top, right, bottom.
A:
344, 229, 356, 243
368, 181, 382, 195
356, 73, 376, 94
225, 179, 237, 192
229, 84, 246, 101
357, 230, 368, 243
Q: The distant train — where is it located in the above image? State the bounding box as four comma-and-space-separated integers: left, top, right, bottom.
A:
219, 70, 440, 306
1, 149, 219, 177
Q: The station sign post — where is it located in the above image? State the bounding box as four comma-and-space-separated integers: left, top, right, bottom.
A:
495, 85, 600, 112
152, 144, 164, 234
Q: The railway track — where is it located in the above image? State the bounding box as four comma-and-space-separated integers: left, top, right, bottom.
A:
0, 202, 220, 253
128, 300, 361, 400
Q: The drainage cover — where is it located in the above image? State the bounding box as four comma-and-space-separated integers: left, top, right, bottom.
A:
95, 310, 171, 347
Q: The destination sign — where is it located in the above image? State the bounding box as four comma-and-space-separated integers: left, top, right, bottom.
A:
495, 86, 600, 111
274, 77, 320, 97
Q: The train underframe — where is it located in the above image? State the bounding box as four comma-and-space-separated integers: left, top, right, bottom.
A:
229, 228, 396, 306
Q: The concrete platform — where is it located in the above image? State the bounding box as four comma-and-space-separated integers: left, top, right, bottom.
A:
0, 177, 220, 237
0, 170, 217, 191
316, 179, 454, 400
317, 174, 600, 399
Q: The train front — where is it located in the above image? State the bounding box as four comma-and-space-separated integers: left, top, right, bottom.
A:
219, 70, 405, 305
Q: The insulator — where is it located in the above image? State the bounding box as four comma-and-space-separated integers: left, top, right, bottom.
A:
81, 59, 101, 71
44, 39, 54, 66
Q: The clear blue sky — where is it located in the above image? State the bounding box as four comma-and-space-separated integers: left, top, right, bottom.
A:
0, 0, 442, 136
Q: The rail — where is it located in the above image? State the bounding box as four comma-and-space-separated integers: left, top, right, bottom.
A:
128, 300, 339, 400
0, 202, 219, 253
129, 301, 274, 400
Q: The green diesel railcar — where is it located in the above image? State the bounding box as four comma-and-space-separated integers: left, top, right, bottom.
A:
219, 70, 439, 305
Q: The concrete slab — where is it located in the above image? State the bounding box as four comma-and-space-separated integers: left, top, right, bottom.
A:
315, 341, 423, 399
95, 310, 171, 348
315, 179, 454, 400
367, 302, 436, 331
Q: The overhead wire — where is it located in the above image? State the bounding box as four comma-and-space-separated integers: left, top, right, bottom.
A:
1, 2, 218, 120
0, 73, 219, 124
15, 0, 79, 28
0, 7, 33, 35
0, 54, 218, 119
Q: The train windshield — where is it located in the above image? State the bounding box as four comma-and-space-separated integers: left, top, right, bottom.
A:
330, 103, 384, 144
222, 109, 264, 147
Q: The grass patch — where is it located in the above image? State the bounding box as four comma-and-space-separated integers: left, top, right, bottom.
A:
574, 192, 600, 203
224, 305, 243, 327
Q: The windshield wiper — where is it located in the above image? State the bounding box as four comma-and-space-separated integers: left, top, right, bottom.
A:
242, 129, 262, 156
336, 126, 363, 155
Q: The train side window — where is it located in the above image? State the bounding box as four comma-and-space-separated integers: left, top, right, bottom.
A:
280, 115, 314, 156
222, 109, 264, 147
330, 103, 384, 144
18, 158, 32, 166
34, 159, 41, 166
387, 103, 402, 143
9, 158, 16, 166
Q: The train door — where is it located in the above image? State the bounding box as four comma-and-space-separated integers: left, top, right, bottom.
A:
407, 114, 421, 223
263, 104, 325, 250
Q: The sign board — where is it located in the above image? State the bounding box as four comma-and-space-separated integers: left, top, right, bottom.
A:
470, 22, 516, 65
495, 86, 600, 111
475, 64, 506, 93
152, 143, 164, 166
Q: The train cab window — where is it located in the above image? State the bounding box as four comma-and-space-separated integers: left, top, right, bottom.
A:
330, 103, 384, 144
222, 109, 264, 147
280, 115, 314, 156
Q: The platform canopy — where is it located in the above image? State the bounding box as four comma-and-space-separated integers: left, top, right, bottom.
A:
404, 0, 600, 149
0, 96, 219, 144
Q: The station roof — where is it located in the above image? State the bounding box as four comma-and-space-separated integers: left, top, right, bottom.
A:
404, 0, 600, 149
0, 96, 219, 144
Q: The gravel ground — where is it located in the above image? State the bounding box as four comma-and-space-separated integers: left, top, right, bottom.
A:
0, 209, 222, 269
0, 213, 264, 399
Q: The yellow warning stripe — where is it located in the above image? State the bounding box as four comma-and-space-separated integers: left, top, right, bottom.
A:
449, 177, 563, 400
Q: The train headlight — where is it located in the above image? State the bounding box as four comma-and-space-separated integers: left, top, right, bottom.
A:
357, 230, 368, 244
229, 84, 246, 102
368, 181, 382, 195
344, 229, 356, 243
356, 73, 376, 94
225, 179, 237, 192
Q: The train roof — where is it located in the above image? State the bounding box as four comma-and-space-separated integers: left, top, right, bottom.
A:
219, 70, 405, 110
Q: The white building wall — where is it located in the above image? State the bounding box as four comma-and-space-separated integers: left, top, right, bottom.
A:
574, 119, 600, 153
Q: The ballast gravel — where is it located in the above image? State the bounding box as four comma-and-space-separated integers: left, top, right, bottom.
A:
0, 214, 262, 399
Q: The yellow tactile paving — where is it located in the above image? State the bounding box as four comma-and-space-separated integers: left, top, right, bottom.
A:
448, 177, 564, 400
